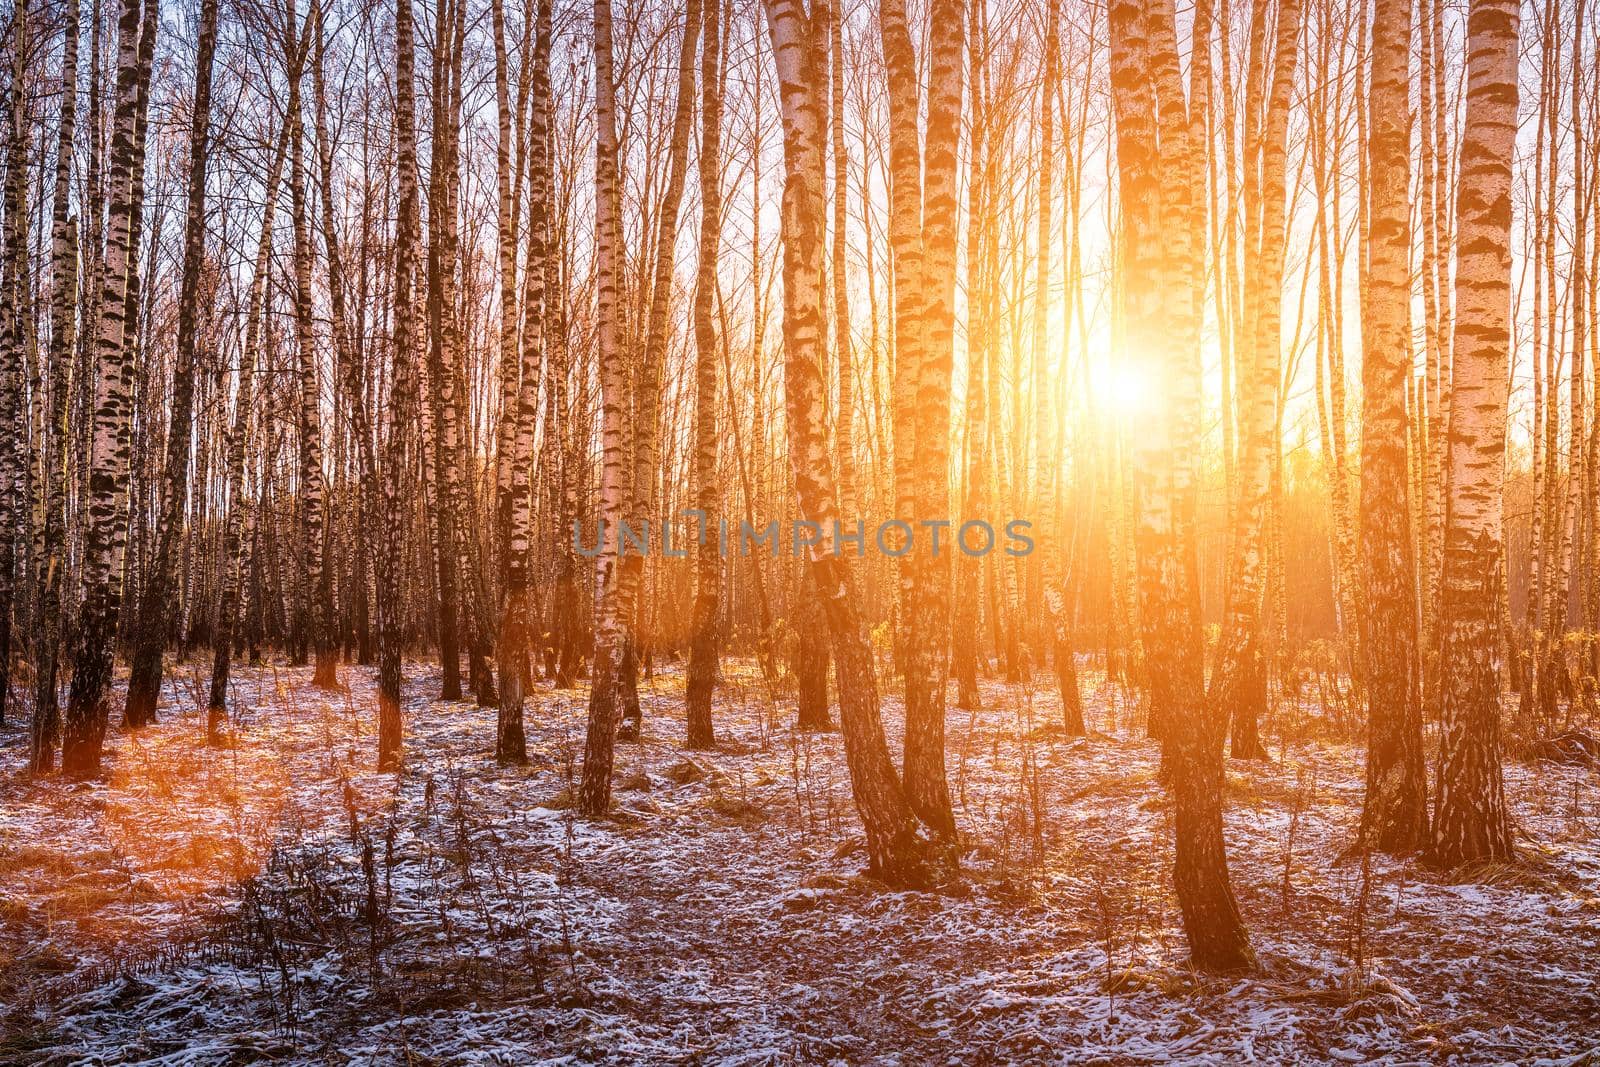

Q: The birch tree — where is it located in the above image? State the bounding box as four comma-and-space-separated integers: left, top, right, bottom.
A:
685, 0, 725, 750
379, 0, 424, 771
1110, 0, 1255, 973
207, 127, 291, 743
578, 0, 635, 815
879, 0, 965, 843
1359, 0, 1430, 853
764, 0, 938, 886
32, 0, 81, 771
1432, 0, 1518, 869
123, 0, 221, 728
1211, 0, 1302, 761
0, 0, 31, 731
61, 0, 155, 777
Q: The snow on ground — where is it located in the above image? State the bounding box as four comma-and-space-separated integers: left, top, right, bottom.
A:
1, 657, 1598, 1064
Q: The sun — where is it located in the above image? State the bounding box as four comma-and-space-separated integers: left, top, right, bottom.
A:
1099, 358, 1155, 419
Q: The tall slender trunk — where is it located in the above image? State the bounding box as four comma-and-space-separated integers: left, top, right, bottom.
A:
122, 0, 220, 728
763, 0, 938, 887
578, 0, 634, 816
379, 0, 423, 771
884, 1, 918, 681
879, 0, 964, 843
829, 0, 856, 522
1111, 0, 1255, 974
1417, 0, 1445, 695
953, 0, 988, 714
1574, 0, 1595, 642
208, 130, 291, 743
1432, 0, 1518, 869
1527, 0, 1554, 640
620, 0, 703, 740
1358, 0, 1430, 853
491, 0, 522, 754
0, 0, 32, 732
61, 0, 155, 777
1028, 0, 1059, 664
1540, 0, 1564, 653
685, 0, 725, 750
495, 0, 553, 765
1555, 0, 1586, 637
492, 0, 526, 579
1213, 0, 1301, 761
114, 0, 156, 651
424, 0, 467, 701
33, 0, 81, 771
535, 21, 576, 689
282, 0, 337, 690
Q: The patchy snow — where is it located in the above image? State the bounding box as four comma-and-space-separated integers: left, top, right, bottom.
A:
2, 658, 1598, 1064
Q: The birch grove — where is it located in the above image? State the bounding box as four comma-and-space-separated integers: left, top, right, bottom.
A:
3, 0, 1600, 1029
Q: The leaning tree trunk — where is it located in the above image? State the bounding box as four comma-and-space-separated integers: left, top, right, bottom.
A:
763, 0, 937, 888
61, 0, 154, 778
122, 0, 220, 728
1432, 0, 1518, 870
1358, 0, 1430, 853
684, 0, 725, 751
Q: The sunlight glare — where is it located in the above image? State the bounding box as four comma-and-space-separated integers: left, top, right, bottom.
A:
1099, 358, 1156, 419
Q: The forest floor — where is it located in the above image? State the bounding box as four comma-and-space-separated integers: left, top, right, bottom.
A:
0, 656, 1598, 1065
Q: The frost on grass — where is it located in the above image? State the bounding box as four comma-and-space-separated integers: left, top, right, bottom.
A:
2, 659, 1598, 1064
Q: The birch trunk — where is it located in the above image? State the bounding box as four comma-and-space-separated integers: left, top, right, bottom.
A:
764, 0, 937, 886
1359, 0, 1430, 853
282, 0, 338, 690
32, 0, 80, 771
578, 0, 634, 815
621, 0, 702, 740
424, 0, 466, 701
829, 0, 856, 521
208, 129, 290, 742
879, 0, 964, 842
1432, 0, 1518, 868
0, 0, 31, 731
495, 0, 553, 765
61, 0, 154, 777
122, 0, 220, 728
953, 0, 988, 714
379, 0, 423, 770
1111, 0, 1255, 973
1212, 0, 1301, 762
685, 0, 725, 750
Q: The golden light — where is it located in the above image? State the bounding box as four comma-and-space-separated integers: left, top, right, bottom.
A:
1098, 358, 1156, 419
